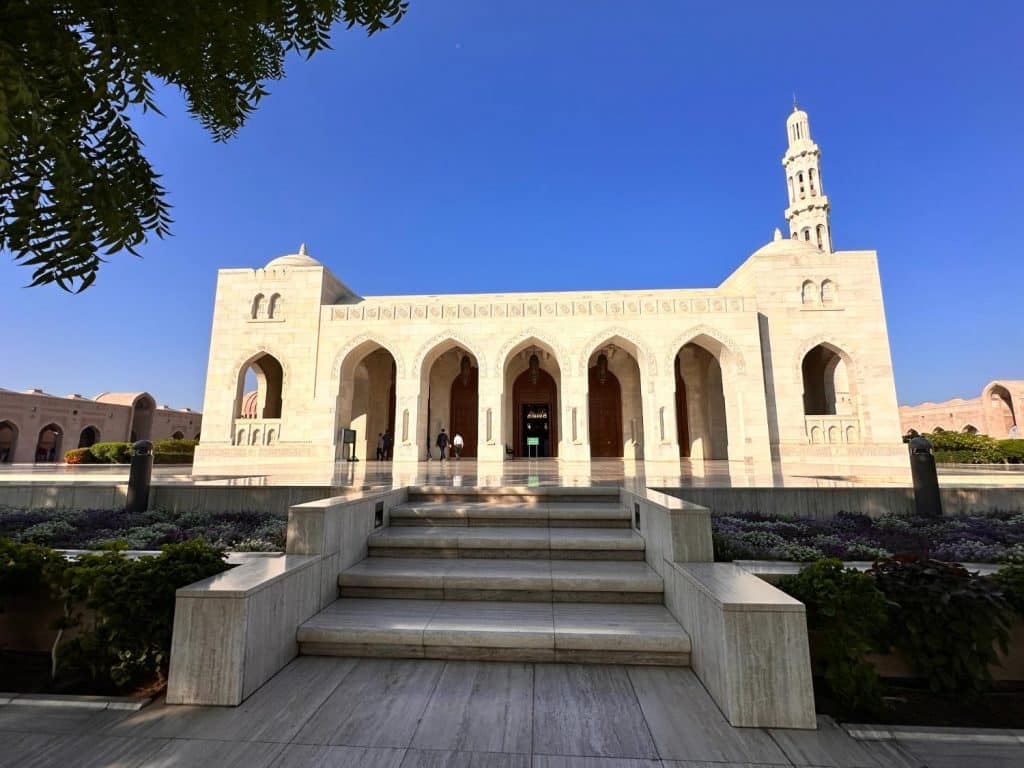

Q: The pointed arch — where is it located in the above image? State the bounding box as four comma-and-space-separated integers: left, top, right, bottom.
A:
494, 328, 571, 378
330, 334, 405, 383
663, 325, 746, 375
577, 327, 657, 377
412, 332, 487, 380
0, 420, 18, 463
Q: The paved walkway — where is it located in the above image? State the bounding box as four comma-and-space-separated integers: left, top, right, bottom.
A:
3, 657, 1022, 767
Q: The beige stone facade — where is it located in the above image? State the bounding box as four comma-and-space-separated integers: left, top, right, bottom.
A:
899, 381, 1023, 437
0, 389, 202, 463
195, 107, 905, 473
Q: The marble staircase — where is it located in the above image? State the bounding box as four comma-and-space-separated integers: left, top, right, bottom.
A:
296, 487, 692, 664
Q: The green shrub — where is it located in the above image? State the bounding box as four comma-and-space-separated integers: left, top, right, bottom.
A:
0, 538, 65, 609
48, 539, 228, 691
63, 447, 93, 464
991, 565, 1024, 617
152, 438, 197, 455
926, 431, 1005, 463
871, 556, 1014, 697
778, 558, 888, 714
16, 519, 77, 546
998, 439, 1024, 464
88, 442, 132, 463
153, 452, 194, 465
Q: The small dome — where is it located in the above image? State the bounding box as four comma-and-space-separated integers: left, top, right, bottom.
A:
265, 243, 321, 268
750, 235, 820, 259
786, 107, 808, 126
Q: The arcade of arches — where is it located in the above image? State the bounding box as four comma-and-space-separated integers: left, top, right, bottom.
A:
900, 380, 1023, 439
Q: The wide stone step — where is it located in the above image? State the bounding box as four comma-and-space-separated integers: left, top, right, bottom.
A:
339, 557, 663, 602
407, 486, 620, 506
367, 526, 646, 560
297, 598, 691, 665
389, 501, 630, 528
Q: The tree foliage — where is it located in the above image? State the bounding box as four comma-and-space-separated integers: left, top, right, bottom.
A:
0, 1, 407, 290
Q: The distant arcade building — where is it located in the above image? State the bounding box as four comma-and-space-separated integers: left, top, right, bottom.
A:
0, 389, 201, 464
900, 381, 1023, 438
195, 106, 905, 472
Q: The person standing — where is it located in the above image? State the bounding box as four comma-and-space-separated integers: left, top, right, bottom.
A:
436, 428, 449, 461
376, 433, 385, 461
452, 431, 464, 460
383, 429, 393, 460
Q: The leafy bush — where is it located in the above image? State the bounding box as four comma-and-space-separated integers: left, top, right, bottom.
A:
991, 565, 1024, 617
153, 452, 194, 465
48, 540, 228, 690
998, 440, 1024, 464
926, 430, 1008, 464
63, 448, 93, 464
89, 442, 132, 463
17, 519, 77, 546
778, 559, 888, 714
871, 557, 1013, 697
152, 438, 197, 455
0, 538, 64, 609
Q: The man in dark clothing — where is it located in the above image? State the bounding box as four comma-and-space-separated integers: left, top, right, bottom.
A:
436, 428, 449, 461
376, 433, 385, 461
383, 429, 393, 460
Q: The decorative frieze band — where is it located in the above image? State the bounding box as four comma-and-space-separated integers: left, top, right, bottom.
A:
331, 296, 747, 322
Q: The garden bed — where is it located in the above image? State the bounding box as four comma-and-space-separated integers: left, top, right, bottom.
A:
713, 510, 1024, 564
0, 506, 286, 551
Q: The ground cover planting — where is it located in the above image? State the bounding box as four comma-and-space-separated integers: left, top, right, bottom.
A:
712, 510, 1024, 564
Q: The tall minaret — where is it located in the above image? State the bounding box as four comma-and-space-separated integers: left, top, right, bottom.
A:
782, 104, 832, 252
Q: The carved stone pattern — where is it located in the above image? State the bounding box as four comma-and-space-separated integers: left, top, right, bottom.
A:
577, 327, 659, 377
664, 325, 747, 375
412, 332, 489, 380
330, 333, 406, 381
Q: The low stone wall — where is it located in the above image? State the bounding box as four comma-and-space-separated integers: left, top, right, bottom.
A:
657, 486, 1024, 519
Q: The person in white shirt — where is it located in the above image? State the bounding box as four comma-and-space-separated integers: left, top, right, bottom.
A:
452, 432, 464, 460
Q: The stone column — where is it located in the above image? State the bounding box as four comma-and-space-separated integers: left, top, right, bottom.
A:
392, 376, 422, 462
559, 373, 590, 461
643, 371, 681, 461
680, 348, 707, 461
477, 374, 504, 463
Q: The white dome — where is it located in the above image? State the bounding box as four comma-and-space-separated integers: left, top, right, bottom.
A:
265, 243, 320, 268
750, 235, 820, 259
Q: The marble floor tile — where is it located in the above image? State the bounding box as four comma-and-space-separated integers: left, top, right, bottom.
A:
293, 658, 445, 748
626, 667, 787, 764
532, 664, 657, 759
14, 733, 170, 768
0, 704, 126, 734
145, 737, 286, 767
769, 716, 893, 767
533, 757, 662, 768
411, 662, 533, 753
423, 602, 554, 649
0, 731, 71, 768
400, 749, 530, 768
273, 743, 407, 768
895, 739, 1024, 768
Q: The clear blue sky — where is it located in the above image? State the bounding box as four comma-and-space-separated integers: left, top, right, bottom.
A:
3, 1, 1022, 410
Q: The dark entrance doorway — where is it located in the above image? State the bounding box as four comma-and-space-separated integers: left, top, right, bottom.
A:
449, 356, 478, 457
675, 356, 690, 457
588, 355, 622, 458
512, 355, 558, 457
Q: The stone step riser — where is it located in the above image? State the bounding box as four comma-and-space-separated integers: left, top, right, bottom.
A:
368, 547, 645, 561
389, 518, 630, 529
298, 642, 689, 666
408, 494, 620, 505
339, 587, 663, 603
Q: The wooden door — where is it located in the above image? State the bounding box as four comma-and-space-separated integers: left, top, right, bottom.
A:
449, 364, 479, 457
588, 366, 622, 457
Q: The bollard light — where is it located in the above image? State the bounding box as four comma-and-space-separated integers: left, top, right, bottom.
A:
126, 440, 154, 513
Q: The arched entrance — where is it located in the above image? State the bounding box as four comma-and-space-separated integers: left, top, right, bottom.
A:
674, 341, 729, 460
35, 424, 63, 463
987, 385, 1017, 437
588, 354, 622, 458
337, 342, 397, 461
236, 354, 284, 419
513, 355, 558, 458
0, 421, 17, 463
78, 426, 100, 448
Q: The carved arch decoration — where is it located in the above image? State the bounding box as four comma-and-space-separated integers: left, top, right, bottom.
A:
229, 345, 294, 387
576, 326, 658, 378
664, 324, 747, 375
493, 327, 572, 379
329, 333, 406, 383
412, 331, 488, 379
791, 334, 861, 386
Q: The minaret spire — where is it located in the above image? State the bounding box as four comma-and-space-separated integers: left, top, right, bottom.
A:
782, 105, 832, 252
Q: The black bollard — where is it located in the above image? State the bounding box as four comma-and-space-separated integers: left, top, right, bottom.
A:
908, 436, 942, 518
126, 440, 154, 513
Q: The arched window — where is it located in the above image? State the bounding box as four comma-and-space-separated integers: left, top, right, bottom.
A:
821, 279, 836, 304
172, 430, 185, 440
0, 421, 18, 463
802, 228, 811, 241
788, 176, 794, 202
78, 426, 100, 448
809, 168, 817, 195
801, 280, 817, 305
236, 353, 284, 419
252, 293, 266, 319
35, 424, 63, 463
802, 344, 852, 416
268, 293, 282, 319
816, 224, 826, 251
962, 424, 978, 434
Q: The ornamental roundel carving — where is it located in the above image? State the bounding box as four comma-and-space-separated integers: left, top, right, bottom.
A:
381, 307, 393, 320
398, 306, 410, 319
676, 300, 690, 312
413, 306, 426, 319
694, 300, 708, 313
542, 303, 556, 317
510, 304, 523, 317
526, 303, 540, 318
575, 302, 589, 315
476, 304, 491, 318
460, 305, 474, 318
559, 302, 572, 315
593, 303, 606, 315
429, 305, 441, 319
493, 304, 507, 318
